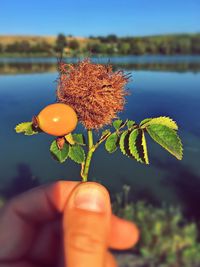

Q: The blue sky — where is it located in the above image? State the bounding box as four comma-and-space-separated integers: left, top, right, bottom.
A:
0, 0, 199, 36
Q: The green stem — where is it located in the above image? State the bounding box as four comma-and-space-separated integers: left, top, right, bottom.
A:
80, 121, 137, 182
81, 129, 95, 182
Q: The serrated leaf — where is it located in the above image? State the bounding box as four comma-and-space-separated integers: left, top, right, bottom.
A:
140, 117, 178, 130
128, 129, 141, 162
15, 122, 32, 133
50, 140, 69, 163
141, 130, 149, 164
128, 129, 149, 164
105, 133, 118, 153
127, 120, 136, 129
139, 118, 152, 126
72, 133, 86, 145
65, 133, 75, 145
15, 122, 38, 136
119, 131, 133, 158
146, 124, 183, 160
113, 119, 123, 130
101, 129, 111, 138
119, 131, 129, 156
69, 145, 85, 163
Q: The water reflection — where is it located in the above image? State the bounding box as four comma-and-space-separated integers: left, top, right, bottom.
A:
0, 164, 40, 199
0, 62, 56, 74
1, 61, 200, 74
154, 159, 200, 220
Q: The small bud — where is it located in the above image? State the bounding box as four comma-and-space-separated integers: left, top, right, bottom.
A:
56, 137, 65, 150
32, 116, 39, 128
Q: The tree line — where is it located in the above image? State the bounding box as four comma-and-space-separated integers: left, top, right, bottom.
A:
0, 33, 199, 56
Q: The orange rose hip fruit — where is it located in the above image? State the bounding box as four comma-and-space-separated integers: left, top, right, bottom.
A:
37, 103, 78, 136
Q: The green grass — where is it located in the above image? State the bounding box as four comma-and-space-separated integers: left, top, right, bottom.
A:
113, 185, 200, 267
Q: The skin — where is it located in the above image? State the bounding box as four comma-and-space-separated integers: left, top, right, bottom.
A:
0, 181, 139, 267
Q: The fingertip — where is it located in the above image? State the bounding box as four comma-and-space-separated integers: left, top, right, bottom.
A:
109, 215, 140, 249
128, 221, 140, 247
105, 252, 118, 267
67, 182, 111, 213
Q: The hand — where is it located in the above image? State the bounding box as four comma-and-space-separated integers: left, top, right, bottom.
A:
0, 181, 139, 267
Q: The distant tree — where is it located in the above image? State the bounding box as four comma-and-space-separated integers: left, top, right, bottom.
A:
130, 41, 146, 55
106, 34, 118, 43
88, 35, 95, 39
97, 36, 107, 43
106, 45, 116, 55
31, 41, 52, 53
0, 43, 3, 53
5, 41, 31, 53
169, 40, 180, 54
55, 33, 67, 54
20, 41, 31, 53
145, 40, 158, 54
159, 42, 171, 55
5, 43, 15, 53
191, 36, 200, 54
176, 38, 191, 54
68, 40, 80, 50
117, 42, 130, 54
87, 43, 102, 53
86, 42, 111, 54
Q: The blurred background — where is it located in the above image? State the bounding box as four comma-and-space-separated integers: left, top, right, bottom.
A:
0, 0, 200, 266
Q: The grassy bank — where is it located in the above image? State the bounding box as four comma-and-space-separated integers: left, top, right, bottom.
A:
112, 186, 200, 267
0, 33, 199, 56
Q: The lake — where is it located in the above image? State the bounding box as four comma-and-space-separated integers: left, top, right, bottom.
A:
0, 55, 200, 218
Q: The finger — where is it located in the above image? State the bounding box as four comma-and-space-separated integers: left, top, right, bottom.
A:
7, 181, 79, 222
108, 215, 139, 249
0, 181, 78, 261
29, 215, 138, 265
29, 215, 139, 264
105, 252, 118, 267
28, 220, 61, 266
64, 182, 111, 267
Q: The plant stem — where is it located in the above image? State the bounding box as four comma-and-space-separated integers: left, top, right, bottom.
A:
80, 121, 137, 182
81, 129, 95, 182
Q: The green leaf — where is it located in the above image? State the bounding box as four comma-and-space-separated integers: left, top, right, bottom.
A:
119, 131, 131, 157
146, 124, 183, 160
141, 130, 149, 164
101, 129, 111, 138
119, 131, 129, 157
72, 133, 86, 145
15, 122, 38, 136
113, 119, 123, 130
127, 120, 136, 129
128, 129, 141, 162
105, 133, 118, 153
65, 133, 75, 145
140, 116, 178, 130
128, 129, 149, 164
139, 118, 152, 126
50, 140, 69, 163
69, 145, 85, 163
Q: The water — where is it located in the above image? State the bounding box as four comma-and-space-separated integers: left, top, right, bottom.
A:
0, 56, 200, 218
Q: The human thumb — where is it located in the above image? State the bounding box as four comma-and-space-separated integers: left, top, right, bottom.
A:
63, 182, 111, 267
